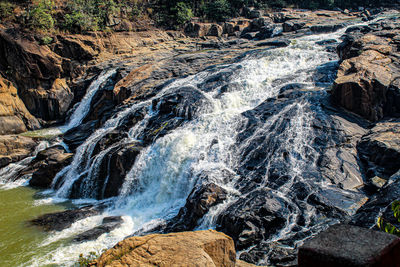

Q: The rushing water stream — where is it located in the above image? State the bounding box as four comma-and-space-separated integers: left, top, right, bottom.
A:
0, 19, 381, 266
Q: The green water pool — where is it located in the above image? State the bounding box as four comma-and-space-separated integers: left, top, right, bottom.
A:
0, 187, 66, 266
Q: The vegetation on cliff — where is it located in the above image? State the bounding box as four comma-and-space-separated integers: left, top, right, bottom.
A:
0, 0, 395, 32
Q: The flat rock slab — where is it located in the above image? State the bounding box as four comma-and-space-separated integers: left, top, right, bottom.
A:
298, 224, 400, 267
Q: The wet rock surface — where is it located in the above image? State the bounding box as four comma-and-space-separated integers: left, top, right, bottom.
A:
29, 146, 74, 188
73, 216, 123, 242
30, 205, 102, 232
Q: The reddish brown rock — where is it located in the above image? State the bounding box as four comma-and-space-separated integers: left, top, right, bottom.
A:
96, 230, 236, 267
0, 75, 40, 134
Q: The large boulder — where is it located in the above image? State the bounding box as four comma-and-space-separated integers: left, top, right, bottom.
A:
165, 183, 228, 232
333, 32, 400, 121
0, 135, 37, 168
357, 120, 400, 180
333, 49, 392, 122
29, 146, 74, 188
96, 230, 236, 267
299, 224, 400, 267
0, 75, 40, 134
184, 23, 212, 38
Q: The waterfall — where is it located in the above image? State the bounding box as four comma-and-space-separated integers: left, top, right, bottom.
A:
27, 19, 382, 266
62, 69, 117, 132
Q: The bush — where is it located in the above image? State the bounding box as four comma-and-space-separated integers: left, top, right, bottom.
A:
63, 11, 99, 32
28, 0, 55, 30
65, 0, 117, 31
377, 200, 400, 237
172, 2, 193, 26
0, 2, 15, 21
202, 0, 231, 22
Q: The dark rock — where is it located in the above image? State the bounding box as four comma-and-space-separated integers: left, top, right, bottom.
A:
165, 183, 227, 232
310, 23, 345, 33
73, 216, 123, 242
283, 21, 306, 32
255, 25, 275, 40
70, 142, 143, 200
241, 32, 257, 40
29, 146, 73, 188
30, 205, 102, 231
248, 10, 262, 19
351, 170, 400, 228
298, 224, 400, 267
217, 189, 288, 250
256, 39, 290, 47
63, 120, 99, 151
208, 24, 223, 37
357, 121, 400, 179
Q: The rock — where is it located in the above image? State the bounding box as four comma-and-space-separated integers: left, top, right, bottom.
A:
249, 10, 263, 19
217, 189, 288, 251
30, 205, 102, 232
165, 183, 228, 232
385, 78, 400, 117
63, 120, 99, 151
310, 23, 345, 33
241, 32, 257, 40
54, 35, 99, 61
0, 135, 37, 168
357, 120, 400, 179
333, 49, 392, 121
96, 230, 236, 267
73, 216, 123, 242
351, 170, 400, 228
184, 23, 212, 38
0, 75, 40, 134
250, 17, 272, 31
256, 39, 290, 47
283, 20, 306, 32
29, 146, 73, 188
298, 224, 400, 267
70, 142, 143, 199
23, 78, 74, 121
255, 26, 275, 40
223, 22, 236, 35
208, 24, 223, 37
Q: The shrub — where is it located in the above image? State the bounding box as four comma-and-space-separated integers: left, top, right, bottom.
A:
28, 0, 55, 30
203, 0, 231, 22
40, 36, 53, 45
172, 2, 193, 26
62, 0, 118, 32
0, 1, 15, 21
377, 200, 400, 237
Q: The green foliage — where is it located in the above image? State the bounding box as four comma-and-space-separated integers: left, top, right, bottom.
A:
202, 0, 231, 22
28, 0, 55, 30
40, 36, 53, 45
173, 2, 193, 26
61, 0, 118, 33
0, 1, 15, 21
76, 251, 99, 267
377, 200, 400, 237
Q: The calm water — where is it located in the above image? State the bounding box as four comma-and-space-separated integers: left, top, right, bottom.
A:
0, 187, 65, 266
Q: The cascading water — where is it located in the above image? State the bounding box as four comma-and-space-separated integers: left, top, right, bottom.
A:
62, 69, 117, 132
27, 22, 372, 266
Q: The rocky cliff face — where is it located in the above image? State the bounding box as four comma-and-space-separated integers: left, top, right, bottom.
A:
333, 18, 400, 121
0, 75, 39, 134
